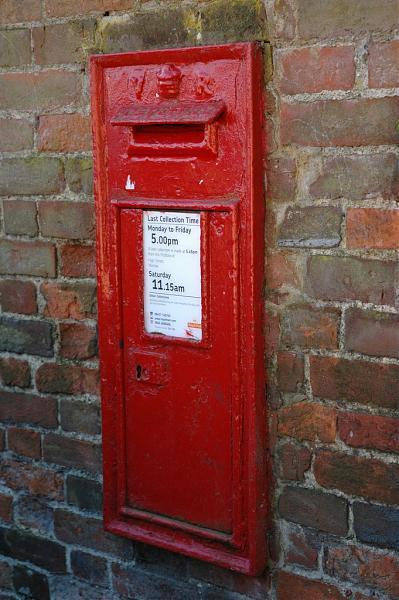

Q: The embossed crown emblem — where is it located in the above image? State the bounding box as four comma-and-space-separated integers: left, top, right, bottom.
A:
157, 64, 182, 98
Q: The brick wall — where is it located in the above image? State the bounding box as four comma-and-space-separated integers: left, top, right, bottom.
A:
0, 0, 398, 598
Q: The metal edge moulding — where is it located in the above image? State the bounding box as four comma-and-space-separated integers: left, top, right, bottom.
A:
90, 42, 268, 575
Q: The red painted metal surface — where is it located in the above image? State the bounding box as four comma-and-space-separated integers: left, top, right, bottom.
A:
90, 42, 268, 575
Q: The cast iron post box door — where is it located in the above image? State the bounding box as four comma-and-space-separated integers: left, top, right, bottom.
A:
90, 43, 267, 575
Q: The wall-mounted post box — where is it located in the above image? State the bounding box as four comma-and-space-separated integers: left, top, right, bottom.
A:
90, 42, 267, 575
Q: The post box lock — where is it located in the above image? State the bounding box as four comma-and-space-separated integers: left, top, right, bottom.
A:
91, 43, 267, 576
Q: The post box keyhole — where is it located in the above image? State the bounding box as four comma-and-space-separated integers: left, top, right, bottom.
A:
136, 364, 149, 381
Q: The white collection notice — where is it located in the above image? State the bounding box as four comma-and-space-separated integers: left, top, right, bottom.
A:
143, 211, 202, 341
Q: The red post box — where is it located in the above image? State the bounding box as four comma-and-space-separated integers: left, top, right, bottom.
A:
90, 42, 268, 575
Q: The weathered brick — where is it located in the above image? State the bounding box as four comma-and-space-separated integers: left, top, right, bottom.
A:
278, 442, 311, 481
38, 114, 92, 152
60, 400, 101, 435
277, 46, 355, 94
268, 0, 296, 42
65, 158, 93, 194
0, 526, 66, 573
297, 0, 399, 40
13, 565, 50, 600
314, 450, 399, 504
71, 550, 108, 586
41, 282, 96, 320
0, 0, 41, 23
0, 71, 81, 111
278, 401, 337, 443
37, 363, 99, 396
282, 305, 340, 350
278, 206, 342, 248
266, 310, 280, 358
324, 544, 399, 598
59, 323, 97, 359
60, 244, 96, 278
279, 486, 347, 536
201, 0, 266, 44
276, 571, 345, 600
354, 502, 399, 551
277, 351, 304, 393
66, 475, 102, 513
310, 355, 399, 410
0, 391, 57, 429
0, 559, 12, 590
38, 201, 94, 239
369, 40, 399, 88
0, 357, 31, 388
0, 157, 63, 196
16, 495, 53, 537
8, 427, 41, 460
309, 153, 399, 200
266, 253, 300, 293
338, 412, 399, 454
112, 562, 201, 599
306, 255, 396, 306
0, 240, 56, 278
266, 157, 296, 202
281, 97, 399, 147
44, 0, 131, 17
0, 280, 37, 315
33, 21, 95, 65
0, 430, 4, 451
43, 433, 101, 473
0, 316, 53, 357
345, 308, 399, 359
50, 575, 110, 600
0, 459, 63, 499
55, 509, 134, 559
0, 118, 33, 152
347, 208, 399, 250
3, 200, 38, 237
0, 494, 13, 523
283, 525, 320, 570
0, 29, 31, 67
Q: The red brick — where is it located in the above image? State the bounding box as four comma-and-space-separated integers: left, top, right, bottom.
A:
284, 526, 319, 569
0, 240, 56, 278
38, 114, 92, 152
0, 0, 41, 23
266, 253, 300, 291
41, 282, 96, 320
36, 363, 99, 396
0, 459, 63, 499
282, 305, 340, 350
297, 0, 398, 40
0, 29, 31, 67
266, 157, 297, 201
0, 391, 57, 429
60, 244, 96, 278
0, 430, 4, 451
38, 201, 94, 240
277, 46, 355, 94
0, 119, 33, 151
278, 442, 311, 481
8, 428, 41, 459
345, 308, 399, 358
277, 351, 304, 393
16, 495, 54, 537
270, 0, 296, 42
43, 434, 101, 473
0, 494, 12, 523
278, 206, 342, 248
266, 311, 280, 358
0, 357, 30, 388
60, 400, 101, 435
325, 545, 399, 598
276, 571, 345, 600
338, 413, 399, 454
314, 450, 399, 504
310, 355, 399, 410
44, 0, 131, 17
0, 280, 36, 315
278, 401, 337, 443
0, 71, 81, 111
3, 200, 38, 237
33, 22, 95, 65
281, 97, 399, 147
347, 208, 399, 250
306, 255, 396, 306
59, 323, 97, 360
369, 40, 399, 88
